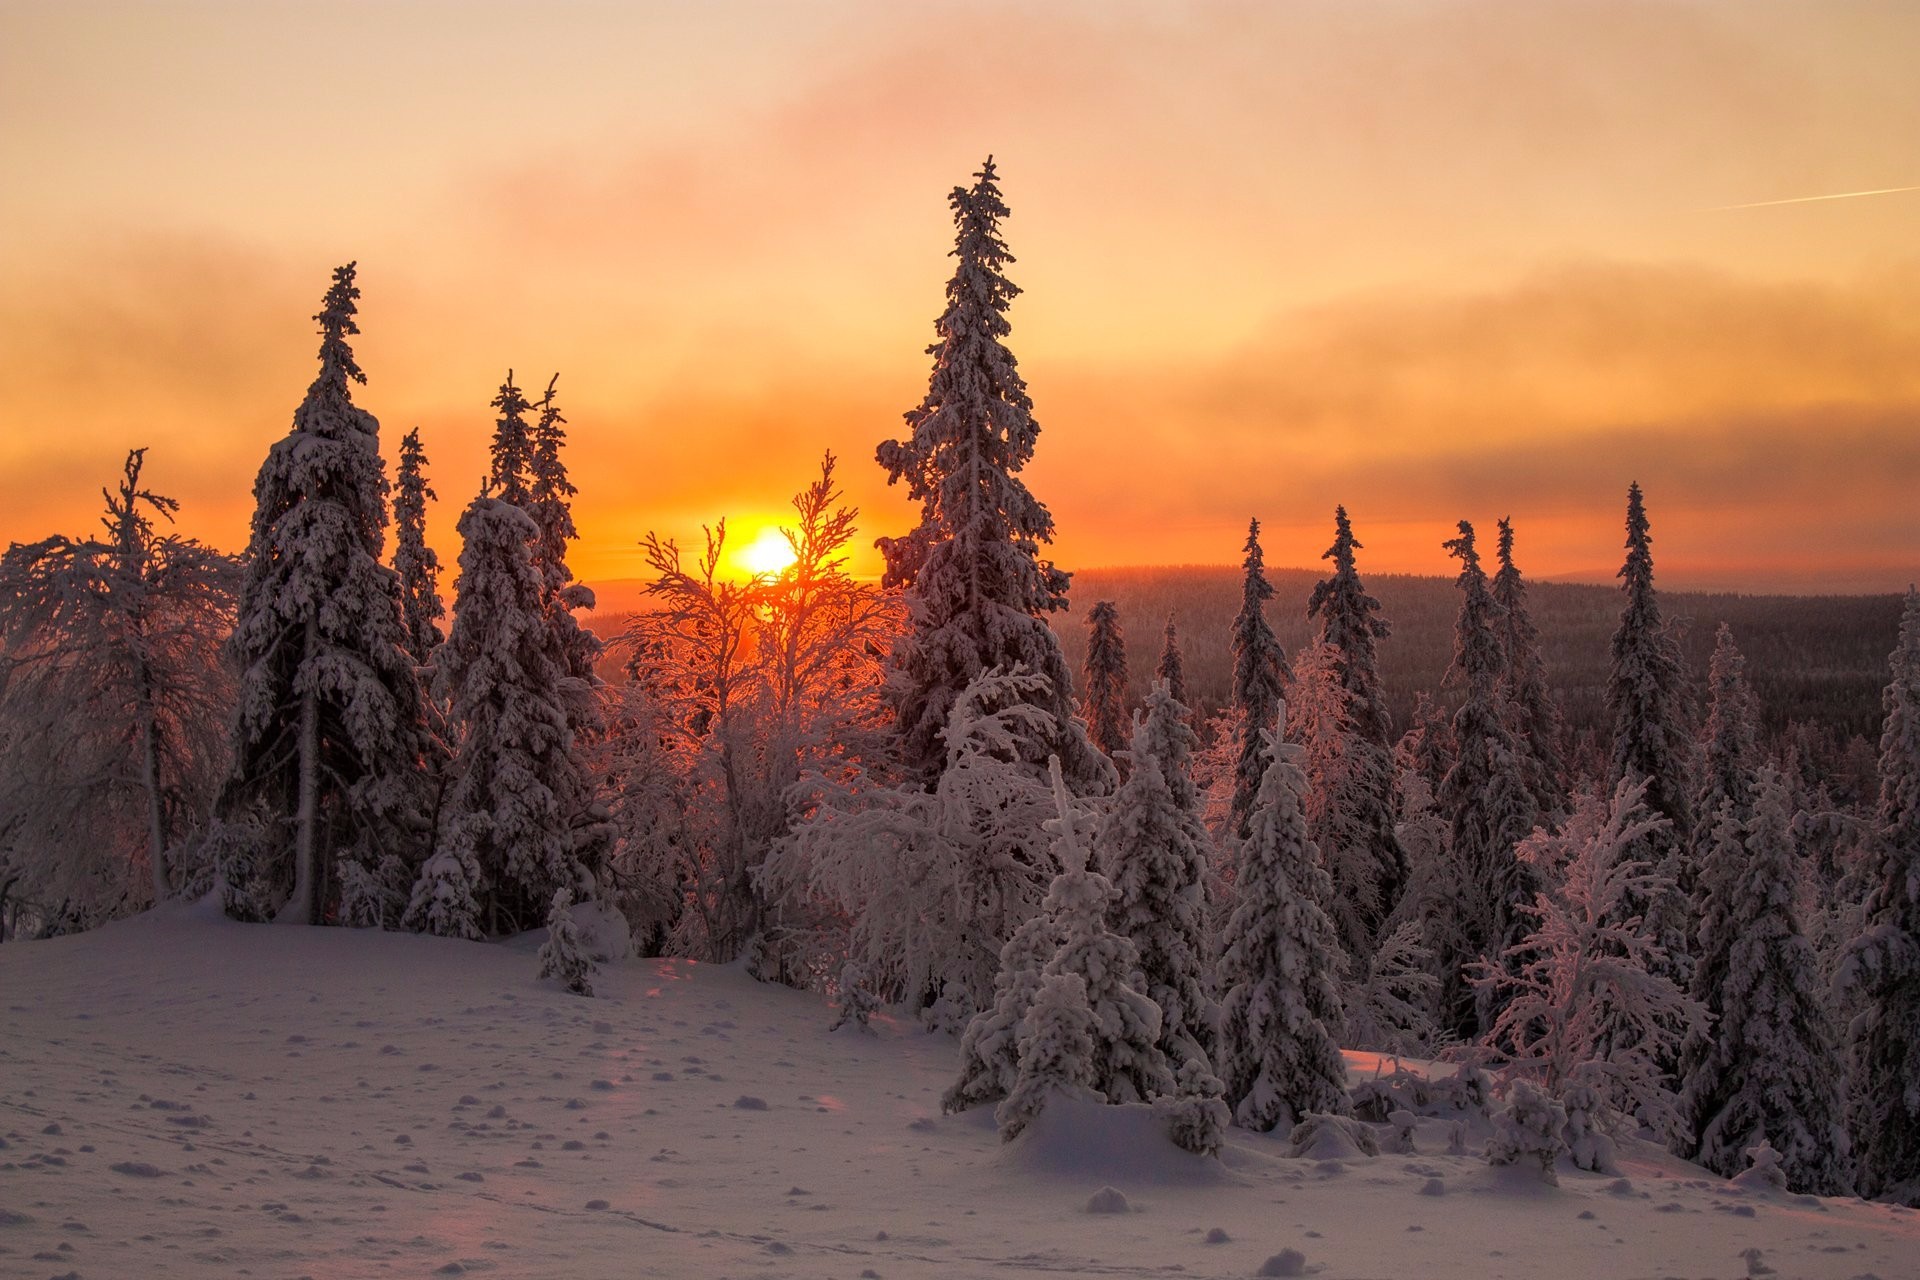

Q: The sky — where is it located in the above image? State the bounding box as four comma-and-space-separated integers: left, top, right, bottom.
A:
2, 0, 1916, 598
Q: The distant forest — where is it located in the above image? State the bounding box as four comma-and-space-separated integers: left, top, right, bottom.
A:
1046, 564, 1903, 733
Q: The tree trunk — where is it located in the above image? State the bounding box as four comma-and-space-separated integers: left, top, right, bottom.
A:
279, 615, 322, 925
137, 692, 169, 905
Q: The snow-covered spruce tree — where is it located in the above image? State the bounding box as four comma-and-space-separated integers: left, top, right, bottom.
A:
1675, 627, 1764, 1102
391, 428, 444, 664
527, 374, 604, 705
946, 907, 1062, 1112
487, 372, 533, 504
1096, 681, 1217, 1075
1308, 507, 1393, 749
1605, 483, 1694, 981
1082, 600, 1129, 770
1305, 508, 1405, 941
0, 449, 236, 927
538, 887, 597, 997
219, 263, 431, 924
1837, 586, 1920, 1205
996, 969, 1098, 1142
1492, 517, 1566, 816
1028, 759, 1173, 1103
1437, 520, 1540, 1038
776, 667, 1060, 1017
1690, 624, 1760, 890
874, 158, 1110, 795
1287, 641, 1367, 965
410, 492, 585, 936
1228, 517, 1290, 841
1479, 778, 1705, 1144
1156, 615, 1189, 713
1679, 768, 1849, 1195
1216, 703, 1351, 1133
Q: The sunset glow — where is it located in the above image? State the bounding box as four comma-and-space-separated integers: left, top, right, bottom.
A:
1, 3, 1915, 592
734, 525, 798, 580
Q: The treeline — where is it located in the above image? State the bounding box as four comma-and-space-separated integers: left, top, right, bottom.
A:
3, 158, 1917, 1207
1051, 566, 1903, 743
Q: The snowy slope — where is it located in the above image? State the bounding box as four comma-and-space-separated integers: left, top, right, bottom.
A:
3, 907, 1915, 1280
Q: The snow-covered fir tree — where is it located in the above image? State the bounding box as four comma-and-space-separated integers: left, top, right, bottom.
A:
391, 427, 444, 664
1082, 600, 1129, 769
527, 374, 604, 703
1676, 625, 1764, 1099
1228, 517, 1289, 840
1480, 778, 1705, 1144
537, 887, 596, 997
1155, 615, 1189, 713
873, 158, 1109, 794
1216, 703, 1351, 1133
1304, 506, 1406, 946
1690, 624, 1760, 885
1096, 681, 1217, 1075
1837, 586, 1920, 1205
1287, 641, 1367, 964
945, 907, 1062, 1113
412, 492, 587, 936
219, 263, 431, 925
996, 970, 1098, 1142
1679, 768, 1850, 1195
0, 449, 236, 926
1437, 520, 1540, 1037
487, 372, 533, 504
1605, 483, 1694, 980
1492, 517, 1566, 816
1030, 759, 1174, 1105
1307, 506, 1393, 748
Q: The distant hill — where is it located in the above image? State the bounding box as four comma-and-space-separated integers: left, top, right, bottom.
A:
582, 566, 1906, 742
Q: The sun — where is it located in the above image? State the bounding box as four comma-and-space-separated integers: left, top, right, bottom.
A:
736, 525, 797, 578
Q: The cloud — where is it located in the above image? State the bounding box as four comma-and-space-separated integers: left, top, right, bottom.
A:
1029, 259, 1920, 586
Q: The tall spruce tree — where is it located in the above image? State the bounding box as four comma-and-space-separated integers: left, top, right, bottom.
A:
392, 428, 443, 664
874, 158, 1108, 794
1605, 483, 1694, 975
1156, 615, 1189, 713
1437, 520, 1539, 1037
220, 263, 430, 925
528, 375, 603, 696
1837, 587, 1920, 1205
1690, 624, 1759, 885
1216, 702, 1351, 1132
1492, 517, 1566, 815
1096, 681, 1217, 1076
1680, 769, 1850, 1195
1228, 518, 1289, 840
411, 492, 587, 936
1305, 505, 1405, 942
1082, 600, 1129, 769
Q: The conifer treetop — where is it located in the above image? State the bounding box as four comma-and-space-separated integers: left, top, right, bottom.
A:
1308, 505, 1392, 746
1155, 615, 1188, 714
1443, 520, 1503, 699
489, 371, 533, 505
313, 261, 366, 390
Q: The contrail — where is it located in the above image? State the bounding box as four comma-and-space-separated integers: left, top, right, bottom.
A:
1708, 184, 1920, 211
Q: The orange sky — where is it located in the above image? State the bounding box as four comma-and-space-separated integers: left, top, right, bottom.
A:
2, 1, 1917, 595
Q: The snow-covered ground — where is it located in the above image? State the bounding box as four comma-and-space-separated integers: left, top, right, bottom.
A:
3, 906, 1915, 1280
